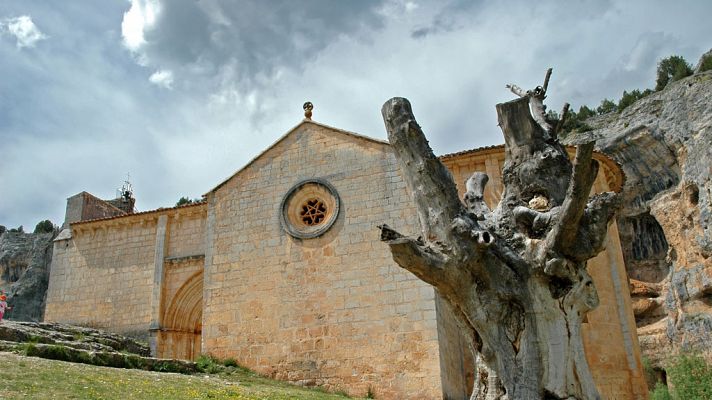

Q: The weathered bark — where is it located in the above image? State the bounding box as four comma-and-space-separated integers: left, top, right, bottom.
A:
379, 70, 619, 399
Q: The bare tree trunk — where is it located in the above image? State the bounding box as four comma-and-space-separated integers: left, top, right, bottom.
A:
379, 71, 619, 399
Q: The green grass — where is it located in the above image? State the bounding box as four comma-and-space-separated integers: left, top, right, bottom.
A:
196, 354, 223, 374
0, 352, 353, 399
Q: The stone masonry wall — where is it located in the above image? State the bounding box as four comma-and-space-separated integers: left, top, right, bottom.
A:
45, 217, 158, 337
63, 192, 126, 228
204, 122, 442, 399
80, 193, 126, 222
46, 203, 207, 348
166, 211, 206, 259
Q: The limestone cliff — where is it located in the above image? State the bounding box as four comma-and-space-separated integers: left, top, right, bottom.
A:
0, 229, 56, 321
565, 60, 712, 365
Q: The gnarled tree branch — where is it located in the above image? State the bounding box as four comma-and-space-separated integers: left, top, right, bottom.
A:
378, 224, 448, 288
381, 98, 466, 245
553, 102, 570, 139
547, 142, 598, 256
506, 68, 554, 134
464, 172, 491, 221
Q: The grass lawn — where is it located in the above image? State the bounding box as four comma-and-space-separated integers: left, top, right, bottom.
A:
0, 352, 353, 400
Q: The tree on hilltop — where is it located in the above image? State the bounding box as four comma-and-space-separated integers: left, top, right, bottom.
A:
655, 55, 693, 91
34, 220, 56, 234
176, 197, 201, 206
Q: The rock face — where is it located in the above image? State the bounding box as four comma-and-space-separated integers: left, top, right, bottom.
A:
0, 320, 150, 356
565, 63, 712, 365
0, 230, 56, 321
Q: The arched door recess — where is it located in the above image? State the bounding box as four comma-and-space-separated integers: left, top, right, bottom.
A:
157, 270, 203, 360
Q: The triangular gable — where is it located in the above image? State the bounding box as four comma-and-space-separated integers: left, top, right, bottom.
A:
206, 119, 391, 194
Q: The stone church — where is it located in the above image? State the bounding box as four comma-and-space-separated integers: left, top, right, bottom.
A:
46, 115, 648, 399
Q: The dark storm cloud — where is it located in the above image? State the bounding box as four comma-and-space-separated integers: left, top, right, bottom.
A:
410, 0, 476, 39
127, 0, 386, 93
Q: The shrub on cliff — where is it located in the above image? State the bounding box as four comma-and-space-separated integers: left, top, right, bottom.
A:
618, 89, 654, 111
649, 354, 712, 399
667, 354, 712, 399
596, 98, 617, 115
655, 55, 693, 91
698, 53, 712, 73
545, 106, 594, 139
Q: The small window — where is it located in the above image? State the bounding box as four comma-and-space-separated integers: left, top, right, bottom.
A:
300, 198, 328, 226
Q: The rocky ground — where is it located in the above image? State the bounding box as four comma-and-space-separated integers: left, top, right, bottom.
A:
0, 320, 150, 354
0, 320, 199, 372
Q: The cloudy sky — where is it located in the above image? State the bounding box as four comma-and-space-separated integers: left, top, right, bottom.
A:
1, 1, 710, 229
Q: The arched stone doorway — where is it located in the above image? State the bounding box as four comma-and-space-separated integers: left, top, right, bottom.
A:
157, 270, 203, 360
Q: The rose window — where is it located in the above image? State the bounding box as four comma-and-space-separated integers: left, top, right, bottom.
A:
280, 179, 340, 239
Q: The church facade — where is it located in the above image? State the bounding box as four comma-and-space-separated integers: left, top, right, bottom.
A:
46, 119, 648, 399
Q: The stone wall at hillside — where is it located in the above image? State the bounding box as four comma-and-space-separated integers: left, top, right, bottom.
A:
45, 203, 207, 344
46, 218, 158, 337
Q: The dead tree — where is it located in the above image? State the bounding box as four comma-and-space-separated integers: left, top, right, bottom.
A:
379, 70, 619, 399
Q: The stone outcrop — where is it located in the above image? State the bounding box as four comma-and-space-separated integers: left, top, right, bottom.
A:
0, 230, 56, 321
565, 53, 712, 365
0, 320, 150, 356
0, 320, 197, 373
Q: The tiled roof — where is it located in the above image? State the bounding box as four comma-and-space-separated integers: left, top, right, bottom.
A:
71, 200, 207, 226
438, 144, 505, 159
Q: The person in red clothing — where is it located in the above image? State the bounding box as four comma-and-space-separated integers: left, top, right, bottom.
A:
0, 291, 11, 322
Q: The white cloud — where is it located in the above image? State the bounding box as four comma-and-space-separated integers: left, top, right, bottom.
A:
149, 69, 173, 88
1, 15, 48, 48
121, 0, 161, 51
